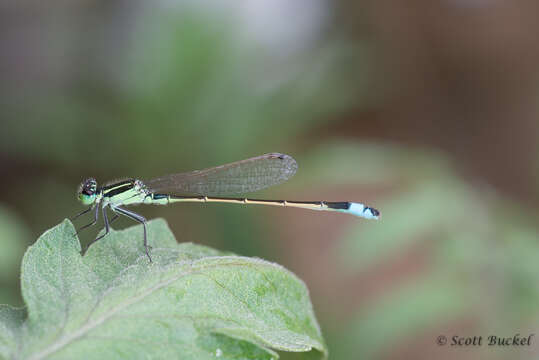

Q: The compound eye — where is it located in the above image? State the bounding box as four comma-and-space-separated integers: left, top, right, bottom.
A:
82, 178, 97, 196
77, 178, 98, 205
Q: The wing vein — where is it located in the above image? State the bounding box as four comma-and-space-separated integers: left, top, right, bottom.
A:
144, 153, 297, 196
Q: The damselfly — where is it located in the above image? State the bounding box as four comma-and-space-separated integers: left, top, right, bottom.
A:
72, 153, 379, 262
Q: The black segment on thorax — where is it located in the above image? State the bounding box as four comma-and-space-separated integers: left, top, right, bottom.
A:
101, 180, 136, 198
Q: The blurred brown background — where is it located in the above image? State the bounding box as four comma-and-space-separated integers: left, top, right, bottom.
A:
1, 1, 538, 359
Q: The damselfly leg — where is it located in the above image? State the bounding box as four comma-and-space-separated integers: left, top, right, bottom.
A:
73, 205, 99, 237
112, 206, 151, 262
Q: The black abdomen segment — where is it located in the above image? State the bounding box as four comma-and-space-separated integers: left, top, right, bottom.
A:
325, 202, 351, 210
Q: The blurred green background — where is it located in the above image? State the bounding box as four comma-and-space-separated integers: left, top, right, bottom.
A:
1, 1, 538, 359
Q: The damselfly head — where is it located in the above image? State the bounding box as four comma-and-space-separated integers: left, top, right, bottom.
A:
78, 178, 98, 205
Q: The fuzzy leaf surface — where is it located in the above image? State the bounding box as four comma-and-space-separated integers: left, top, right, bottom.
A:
1, 219, 326, 360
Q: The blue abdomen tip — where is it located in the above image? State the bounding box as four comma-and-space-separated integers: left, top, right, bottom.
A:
348, 202, 380, 220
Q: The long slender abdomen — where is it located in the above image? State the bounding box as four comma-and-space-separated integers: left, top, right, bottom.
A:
148, 194, 379, 220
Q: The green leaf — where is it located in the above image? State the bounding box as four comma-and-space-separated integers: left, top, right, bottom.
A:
0, 305, 25, 360
3, 219, 326, 359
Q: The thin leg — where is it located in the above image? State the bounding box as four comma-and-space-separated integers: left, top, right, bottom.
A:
70, 206, 93, 221
87, 205, 111, 250
75, 205, 99, 236
113, 206, 151, 263
109, 214, 119, 225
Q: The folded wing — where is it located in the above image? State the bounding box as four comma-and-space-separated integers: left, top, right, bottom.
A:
145, 153, 298, 196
